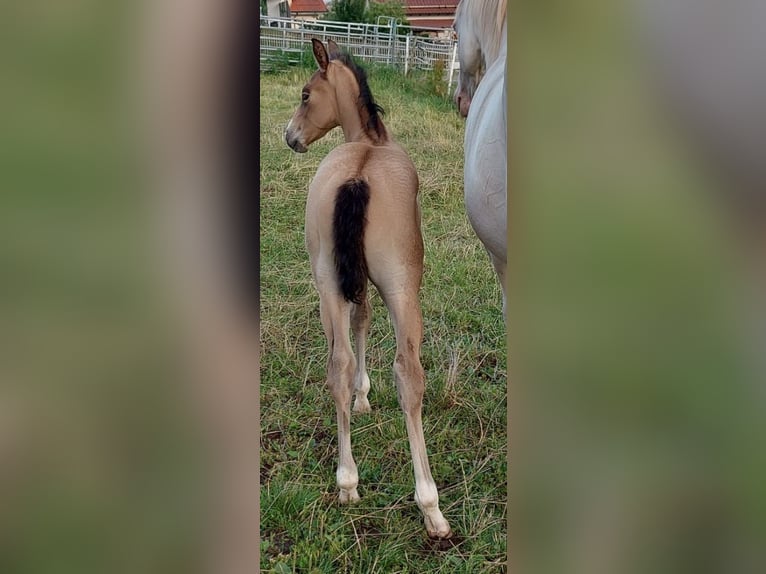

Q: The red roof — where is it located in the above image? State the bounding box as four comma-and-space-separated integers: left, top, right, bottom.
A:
403, 0, 458, 15
290, 0, 327, 13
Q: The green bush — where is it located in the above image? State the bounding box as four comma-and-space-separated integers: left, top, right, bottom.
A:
365, 0, 410, 27
324, 0, 366, 22
324, 0, 410, 27
428, 59, 448, 99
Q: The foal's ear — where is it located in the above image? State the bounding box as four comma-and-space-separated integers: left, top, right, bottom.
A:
327, 39, 342, 60
312, 38, 329, 73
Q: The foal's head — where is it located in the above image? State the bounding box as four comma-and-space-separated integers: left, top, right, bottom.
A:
285, 39, 385, 153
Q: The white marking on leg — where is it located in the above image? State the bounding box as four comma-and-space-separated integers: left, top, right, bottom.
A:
353, 371, 371, 413
352, 299, 372, 413
406, 413, 452, 538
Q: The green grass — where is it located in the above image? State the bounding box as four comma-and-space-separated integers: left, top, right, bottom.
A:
260, 67, 507, 572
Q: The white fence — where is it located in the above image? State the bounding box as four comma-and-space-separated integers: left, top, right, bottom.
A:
260, 16, 460, 93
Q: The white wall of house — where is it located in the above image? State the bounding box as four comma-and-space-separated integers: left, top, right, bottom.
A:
265, 0, 290, 17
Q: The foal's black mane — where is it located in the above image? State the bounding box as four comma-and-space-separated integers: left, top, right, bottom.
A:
331, 51, 386, 140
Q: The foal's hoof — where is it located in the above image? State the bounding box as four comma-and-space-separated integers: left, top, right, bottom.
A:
352, 396, 371, 413
425, 515, 453, 540
338, 488, 360, 505
427, 527, 453, 540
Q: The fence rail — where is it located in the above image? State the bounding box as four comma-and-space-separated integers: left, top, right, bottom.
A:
260, 17, 460, 92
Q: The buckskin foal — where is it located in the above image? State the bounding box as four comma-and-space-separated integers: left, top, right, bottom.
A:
284, 39, 452, 539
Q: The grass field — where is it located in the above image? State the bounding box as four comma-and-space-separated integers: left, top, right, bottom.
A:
259, 65, 508, 572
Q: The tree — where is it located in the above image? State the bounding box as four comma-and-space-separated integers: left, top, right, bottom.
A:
325, 0, 410, 27
325, 0, 367, 23
365, 0, 409, 26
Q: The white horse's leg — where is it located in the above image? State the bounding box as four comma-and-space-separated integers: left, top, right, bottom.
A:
318, 290, 360, 504
351, 295, 372, 413
383, 290, 452, 539
489, 252, 507, 322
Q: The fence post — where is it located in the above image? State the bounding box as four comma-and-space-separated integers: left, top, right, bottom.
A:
404, 35, 410, 76
447, 42, 458, 95
389, 20, 395, 66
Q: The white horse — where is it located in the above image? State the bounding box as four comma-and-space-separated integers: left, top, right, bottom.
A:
454, 0, 507, 318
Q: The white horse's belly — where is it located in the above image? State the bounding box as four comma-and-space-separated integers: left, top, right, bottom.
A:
464, 64, 507, 263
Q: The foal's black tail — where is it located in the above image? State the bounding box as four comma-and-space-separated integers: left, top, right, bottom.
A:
333, 178, 370, 305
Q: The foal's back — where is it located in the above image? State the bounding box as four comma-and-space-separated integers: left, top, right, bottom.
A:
306, 140, 424, 291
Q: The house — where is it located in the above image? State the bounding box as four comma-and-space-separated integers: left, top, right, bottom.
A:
263, 0, 289, 17
289, 0, 329, 20
262, 0, 456, 33
262, 0, 328, 20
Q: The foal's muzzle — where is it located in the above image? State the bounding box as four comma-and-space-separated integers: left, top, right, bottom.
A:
285, 125, 308, 153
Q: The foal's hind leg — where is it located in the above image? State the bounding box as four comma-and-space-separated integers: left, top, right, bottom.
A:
351, 295, 372, 413
382, 289, 452, 539
351, 301, 372, 413
318, 290, 360, 504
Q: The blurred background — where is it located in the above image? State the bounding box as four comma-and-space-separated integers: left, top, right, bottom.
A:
0, 1, 258, 573
512, 0, 766, 572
